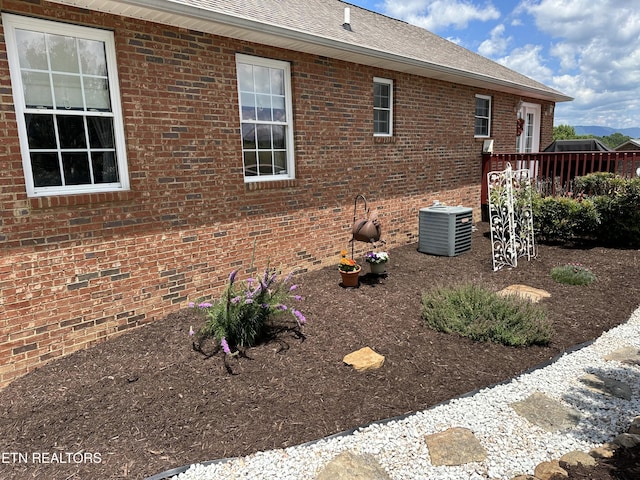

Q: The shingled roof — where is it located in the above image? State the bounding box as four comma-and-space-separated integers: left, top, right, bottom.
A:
52, 0, 572, 102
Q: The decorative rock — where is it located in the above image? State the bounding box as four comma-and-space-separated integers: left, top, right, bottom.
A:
343, 347, 385, 371
315, 451, 391, 480
497, 285, 551, 303
510, 476, 538, 480
578, 373, 632, 399
424, 427, 487, 466
589, 442, 618, 458
533, 460, 567, 480
559, 450, 596, 468
628, 416, 640, 435
603, 346, 640, 365
612, 433, 640, 448
510, 392, 581, 432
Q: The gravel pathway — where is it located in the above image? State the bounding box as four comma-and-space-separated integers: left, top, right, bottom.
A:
154, 305, 640, 480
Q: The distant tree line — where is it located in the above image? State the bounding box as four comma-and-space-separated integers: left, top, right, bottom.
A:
553, 124, 630, 148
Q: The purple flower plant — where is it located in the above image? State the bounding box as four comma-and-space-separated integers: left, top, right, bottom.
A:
292, 309, 306, 325
220, 337, 231, 355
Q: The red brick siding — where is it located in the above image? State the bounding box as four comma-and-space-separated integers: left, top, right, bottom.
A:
0, 0, 555, 388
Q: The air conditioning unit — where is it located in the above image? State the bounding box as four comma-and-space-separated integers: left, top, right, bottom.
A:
418, 205, 473, 256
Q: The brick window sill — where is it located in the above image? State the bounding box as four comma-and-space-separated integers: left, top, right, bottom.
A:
29, 190, 138, 209
244, 179, 298, 191
374, 136, 396, 144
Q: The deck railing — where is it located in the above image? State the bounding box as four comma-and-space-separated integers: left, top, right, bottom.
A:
481, 151, 640, 210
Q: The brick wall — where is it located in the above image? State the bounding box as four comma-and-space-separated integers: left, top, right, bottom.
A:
0, 0, 555, 388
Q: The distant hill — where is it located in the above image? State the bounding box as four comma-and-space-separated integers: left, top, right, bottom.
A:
574, 125, 640, 138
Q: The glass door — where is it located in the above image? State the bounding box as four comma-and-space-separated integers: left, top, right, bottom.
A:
516, 103, 541, 153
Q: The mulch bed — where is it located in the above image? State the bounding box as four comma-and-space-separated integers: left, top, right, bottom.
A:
1, 223, 639, 480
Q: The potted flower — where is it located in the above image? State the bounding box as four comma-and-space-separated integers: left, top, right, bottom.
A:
339, 249, 361, 287
365, 251, 389, 275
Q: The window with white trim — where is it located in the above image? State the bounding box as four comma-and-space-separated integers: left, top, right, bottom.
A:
474, 94, 491, 137
2, 13, 129, 197
236, 54, 294, 181
373, 77, 393, 136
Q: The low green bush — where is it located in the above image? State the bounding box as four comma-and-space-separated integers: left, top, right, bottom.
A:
592, 178, 640, 247
532, 174, 640, 247
550, 264, 596, 286
573, 172, 624, 196
531, 194, 600, 242
421, 284, 552, 347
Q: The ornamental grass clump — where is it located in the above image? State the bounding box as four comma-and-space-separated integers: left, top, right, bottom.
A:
421, 284, 552, 347
550, 263, 596, 286
190, 267, 305, 358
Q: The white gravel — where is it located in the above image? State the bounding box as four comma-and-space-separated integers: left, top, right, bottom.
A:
168, 305, 640, 480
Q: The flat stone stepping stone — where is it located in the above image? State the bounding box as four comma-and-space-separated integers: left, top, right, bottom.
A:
497, 284, 550, 303
578, 373, 632, 399
603, 346, 640, 366
559, 450, 596, 468
534, 460, 567, 479
511, 392, 581, 432
424, 427, 486, 466
343, 347, 385, 371
316, 451, 391, 480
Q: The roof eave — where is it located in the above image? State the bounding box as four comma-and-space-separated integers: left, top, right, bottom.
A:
50, 0, 573, 103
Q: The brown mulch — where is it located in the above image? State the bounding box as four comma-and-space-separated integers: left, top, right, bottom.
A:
1, 223, 639, 480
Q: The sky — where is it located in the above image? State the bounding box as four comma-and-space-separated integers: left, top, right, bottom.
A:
346, 0, 640, 130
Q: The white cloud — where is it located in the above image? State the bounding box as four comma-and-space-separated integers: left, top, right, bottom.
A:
496, 44, 554, 85
478, 24, 510, 57
445, 36, 464, 45
549, 43, 578, 71
375, 0, 640, 127
524, 0, 640, 43
382, 0, 500, 31
522, 0, 640, 126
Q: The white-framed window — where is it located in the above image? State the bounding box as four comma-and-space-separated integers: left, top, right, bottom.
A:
2, 13, 129, 197
236, 54, 294, 181
373, 77, 393, 136
474, 94, 491, 137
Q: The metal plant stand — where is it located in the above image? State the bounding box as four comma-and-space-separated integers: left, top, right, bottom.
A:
350, 194, 382, 259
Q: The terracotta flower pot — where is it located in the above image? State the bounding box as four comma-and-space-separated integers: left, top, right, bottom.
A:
339, 265, 361, 287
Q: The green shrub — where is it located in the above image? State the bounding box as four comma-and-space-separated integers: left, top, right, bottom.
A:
531, 194, 600, 242
533, 174, 640, 247
421, 284, 552, 347
592, 178, 640, 247
573, 172, 624, 196
550, 264, 596, 286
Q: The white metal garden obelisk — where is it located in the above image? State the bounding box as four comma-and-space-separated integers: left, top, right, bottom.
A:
487, 163, 535, 271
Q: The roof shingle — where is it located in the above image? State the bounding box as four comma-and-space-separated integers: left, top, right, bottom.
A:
52, 0, 572, 101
